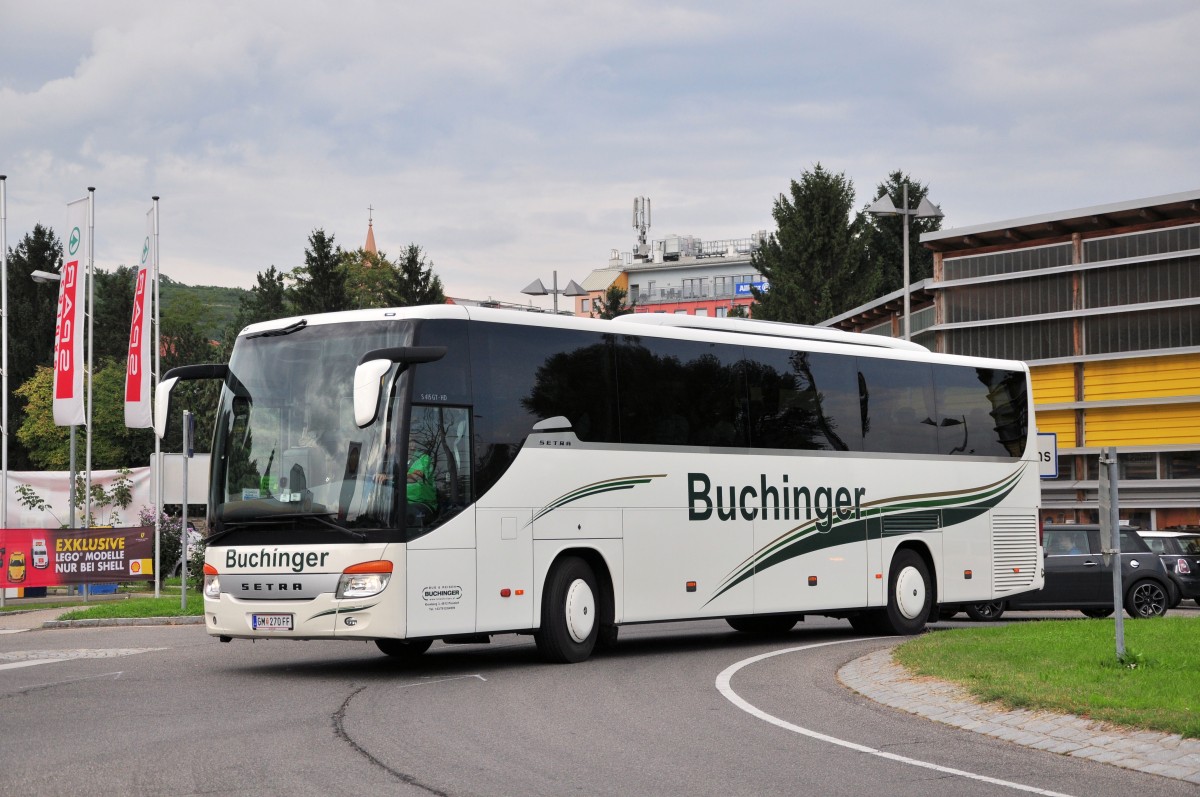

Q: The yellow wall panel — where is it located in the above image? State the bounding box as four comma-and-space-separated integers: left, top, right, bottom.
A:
1035, 409, 1076, 447
1085, 403, 1200, 447
1084, 354, 1200, 401
1031, 364, 1075, 405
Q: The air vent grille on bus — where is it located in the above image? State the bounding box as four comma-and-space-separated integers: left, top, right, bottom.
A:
882, 511, 941, 534
992, 513, 1040, 594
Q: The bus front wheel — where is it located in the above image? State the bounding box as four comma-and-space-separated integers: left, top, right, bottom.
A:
535, 556, 600, 663
880, 549, 931, 635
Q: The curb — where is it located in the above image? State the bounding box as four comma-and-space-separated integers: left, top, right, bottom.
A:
839, 648, 1200, 785
42, 616, 205, 629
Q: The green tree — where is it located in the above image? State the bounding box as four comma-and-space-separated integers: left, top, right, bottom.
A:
860, 171, 943, 294
593, 285, 633, 319
288, 229, 349, 314
92, 265, 138, 363
14, 362, 154, 470
4, 224, 63, 468
751, 164, 868, 325
389, 244, 445, 307
159, 315, 220, 455
343, 249, 396, 309
219, 265, 290, 360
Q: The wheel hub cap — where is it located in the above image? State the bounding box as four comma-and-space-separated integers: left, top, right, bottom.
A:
564, 578, 596, 643
895, 566, 926, 620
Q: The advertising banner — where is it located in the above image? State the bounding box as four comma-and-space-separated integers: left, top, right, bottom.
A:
124, 207, 154, 428
52, 197, 89, 426
0, 527, 155, 589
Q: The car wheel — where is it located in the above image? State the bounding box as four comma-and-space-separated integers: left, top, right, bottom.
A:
965, 601, 1006, 622
375, 638, 433, 658
727, 615, 799, 634
878, 549, 931, 635
1080, 608, 1114, 618
534, 556, 599, 663
1126, 579, 1168, 618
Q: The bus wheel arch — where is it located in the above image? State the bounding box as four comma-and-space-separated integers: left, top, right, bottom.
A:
535, 550, 616, 662
882, 544, 935, 635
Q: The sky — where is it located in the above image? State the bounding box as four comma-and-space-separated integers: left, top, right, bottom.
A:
2, 1, 1198, 310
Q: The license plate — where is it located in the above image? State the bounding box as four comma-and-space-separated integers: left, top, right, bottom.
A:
252, 613, 293, 631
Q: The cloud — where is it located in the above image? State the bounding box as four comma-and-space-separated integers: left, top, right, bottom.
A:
1, 1, 1197, 305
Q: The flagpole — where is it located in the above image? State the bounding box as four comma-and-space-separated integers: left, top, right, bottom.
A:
1, 175, 9, 533
152, 197, 162, 598
85, 188, 95, 528
1, 175, 7, 610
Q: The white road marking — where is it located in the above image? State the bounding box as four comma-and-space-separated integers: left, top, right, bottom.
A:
0, 648, 164, 672
716, 639, 1074, 797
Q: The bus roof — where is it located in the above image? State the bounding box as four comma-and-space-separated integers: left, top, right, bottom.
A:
615, 312, 929, 352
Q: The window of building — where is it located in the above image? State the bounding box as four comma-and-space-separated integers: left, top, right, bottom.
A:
1119, 452, 1158, 480
1165, 451, 1200, 479
1083, 225, 1200, 263
943, 243, 1072, 281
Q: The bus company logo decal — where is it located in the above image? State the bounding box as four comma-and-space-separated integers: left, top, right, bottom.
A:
704, 464, 1030, 605
529, 474, 666, 525
422, 585, 463, 611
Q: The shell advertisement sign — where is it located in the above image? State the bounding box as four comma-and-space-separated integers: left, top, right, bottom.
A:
0, 527, 155, 589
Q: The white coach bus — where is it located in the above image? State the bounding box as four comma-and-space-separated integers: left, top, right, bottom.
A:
158, 305, 1042, 663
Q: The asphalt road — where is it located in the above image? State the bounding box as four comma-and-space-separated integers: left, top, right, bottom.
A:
1, 614, 1195, 797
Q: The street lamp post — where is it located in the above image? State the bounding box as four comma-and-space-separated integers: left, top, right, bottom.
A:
866, 182, 942, 341
521, 271, 588, 314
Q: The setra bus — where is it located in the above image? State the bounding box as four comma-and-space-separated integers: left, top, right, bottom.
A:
157, 305, 1042, 663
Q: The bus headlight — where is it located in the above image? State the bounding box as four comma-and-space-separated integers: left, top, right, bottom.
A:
203, 563, 220, 599
337, 560, 394, 599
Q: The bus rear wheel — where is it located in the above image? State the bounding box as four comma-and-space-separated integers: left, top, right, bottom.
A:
879, 549, 931, 635
535, 557, 599, 663
375, 638, 433, 658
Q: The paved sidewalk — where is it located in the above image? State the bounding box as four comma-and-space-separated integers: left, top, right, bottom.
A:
839, 647, 1200, 785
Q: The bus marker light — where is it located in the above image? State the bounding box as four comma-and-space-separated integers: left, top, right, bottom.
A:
515, 589, 525, 596
1012, 568, 1020, 573
808, 576, 818, 586
875, 573, 883, 579
500, 589, 511, 598
686, 581, 697, 592
964, 569, 973, 579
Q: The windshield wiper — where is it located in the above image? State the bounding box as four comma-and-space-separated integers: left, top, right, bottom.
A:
247, 318, 308, 339
210, 512, 367, 542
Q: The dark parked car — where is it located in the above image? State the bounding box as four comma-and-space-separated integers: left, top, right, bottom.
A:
941, 524, 1174, 621
1137, 530, 1200, 608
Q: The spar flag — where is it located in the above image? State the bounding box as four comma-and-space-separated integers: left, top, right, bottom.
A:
124, 207, 154, 427
52, 197, 88, 426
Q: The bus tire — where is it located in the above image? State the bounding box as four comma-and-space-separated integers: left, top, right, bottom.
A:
880, 549, 931, 635
376, 638, 433, 658
535, 556, 599, 663
726, 615, 799, 634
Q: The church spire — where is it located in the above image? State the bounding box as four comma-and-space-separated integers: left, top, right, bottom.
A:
364, 205, 377, 255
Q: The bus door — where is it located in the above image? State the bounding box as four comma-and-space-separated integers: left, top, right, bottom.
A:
404, 405, 478, 638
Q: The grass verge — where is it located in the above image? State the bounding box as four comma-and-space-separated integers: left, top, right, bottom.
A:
56, 592, 205, 619
894, 616, 1200, 738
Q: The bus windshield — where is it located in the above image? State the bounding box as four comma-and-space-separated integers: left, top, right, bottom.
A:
211, 319, 414, 538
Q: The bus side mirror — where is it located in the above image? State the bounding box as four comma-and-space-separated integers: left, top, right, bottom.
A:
354, 359, 392, 427
154, 377, 179, 439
